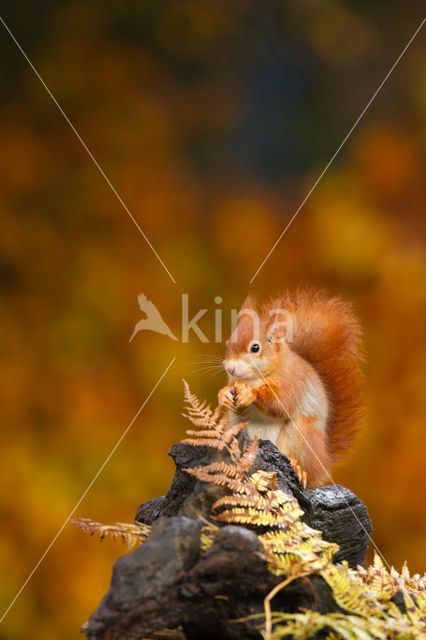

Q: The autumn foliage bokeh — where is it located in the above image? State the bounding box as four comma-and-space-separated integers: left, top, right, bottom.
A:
0, 2, 426, 639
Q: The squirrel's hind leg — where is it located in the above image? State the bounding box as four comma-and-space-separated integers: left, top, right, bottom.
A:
277, 416, 331, 488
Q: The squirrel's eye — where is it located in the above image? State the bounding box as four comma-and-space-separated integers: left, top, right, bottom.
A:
249, 342, 261, 354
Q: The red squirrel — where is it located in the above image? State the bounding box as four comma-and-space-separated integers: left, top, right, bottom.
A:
218, 290, 363, 488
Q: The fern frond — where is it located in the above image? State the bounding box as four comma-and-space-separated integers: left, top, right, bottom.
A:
213, 500, 302, 528
184, 429, 224, 439
182, 381, 248, 462
390, 561, 426, 595
182, 379, 223, 426
181, 437, 228, 449
267, 601, 426, 640
213, 491, 304, 524
182, 385, 341, 589
184, 466, 254, 495
249, 470, 279, 493
77, 385, 426, 640
71, 518, 150, 550
238, 433, 260, 474
221, 421, 247, 439
200, 521, 218, 551
212, 492, 281, 512
321, 562, 381, 617
194, 460, 246, 479
268, 609, 414, 640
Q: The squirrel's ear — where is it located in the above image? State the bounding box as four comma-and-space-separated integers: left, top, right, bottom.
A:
236, 295, 258, 327
240, 295, 257, 312
266, 309, 294, 344
229, 295, 259, 343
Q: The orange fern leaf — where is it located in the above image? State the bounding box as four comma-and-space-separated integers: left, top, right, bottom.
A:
71, 518, 150, 550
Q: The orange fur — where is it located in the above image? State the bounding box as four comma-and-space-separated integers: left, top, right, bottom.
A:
219, 289, 364, 487
261, 289, 364, 463
282, 416, 332, 488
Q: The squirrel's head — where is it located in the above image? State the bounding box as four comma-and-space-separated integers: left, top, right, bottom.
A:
224, 296, 293, 383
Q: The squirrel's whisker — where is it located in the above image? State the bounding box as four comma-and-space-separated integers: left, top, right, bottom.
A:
188, 360, 224, 366
193, 352, 224, 362
191, 365, 224, 373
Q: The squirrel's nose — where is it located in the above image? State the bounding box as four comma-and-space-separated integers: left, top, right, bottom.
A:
226, 364, 235, 375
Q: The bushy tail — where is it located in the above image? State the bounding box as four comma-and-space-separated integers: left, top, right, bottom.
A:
271, 289, 364, 462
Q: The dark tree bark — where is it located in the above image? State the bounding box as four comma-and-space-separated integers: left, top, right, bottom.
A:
84, 439, 372, 640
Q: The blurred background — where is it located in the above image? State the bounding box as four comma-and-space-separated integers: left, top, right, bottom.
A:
0, 1, 425, 638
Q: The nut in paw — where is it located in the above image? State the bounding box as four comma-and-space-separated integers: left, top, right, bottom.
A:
233, 382, 257, 409
218, 385, 236, 409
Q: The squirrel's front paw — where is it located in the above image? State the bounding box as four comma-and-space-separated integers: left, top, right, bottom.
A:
218, 385, 236, 409
233, 382, 257, 409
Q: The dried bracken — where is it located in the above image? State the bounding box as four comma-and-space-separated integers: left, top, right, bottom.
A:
180, 384, 426, 639
71, 518, 151, 550
358, 552, 426, 597
76, 384, 426, 640
181, 379, 246, 462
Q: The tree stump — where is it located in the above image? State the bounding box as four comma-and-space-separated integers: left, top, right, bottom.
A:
84, 439, 372, 640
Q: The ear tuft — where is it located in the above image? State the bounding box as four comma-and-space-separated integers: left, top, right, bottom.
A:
240, 295, 257, 312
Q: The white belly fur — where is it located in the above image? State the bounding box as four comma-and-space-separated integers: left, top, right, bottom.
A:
232, 404, 285, 446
